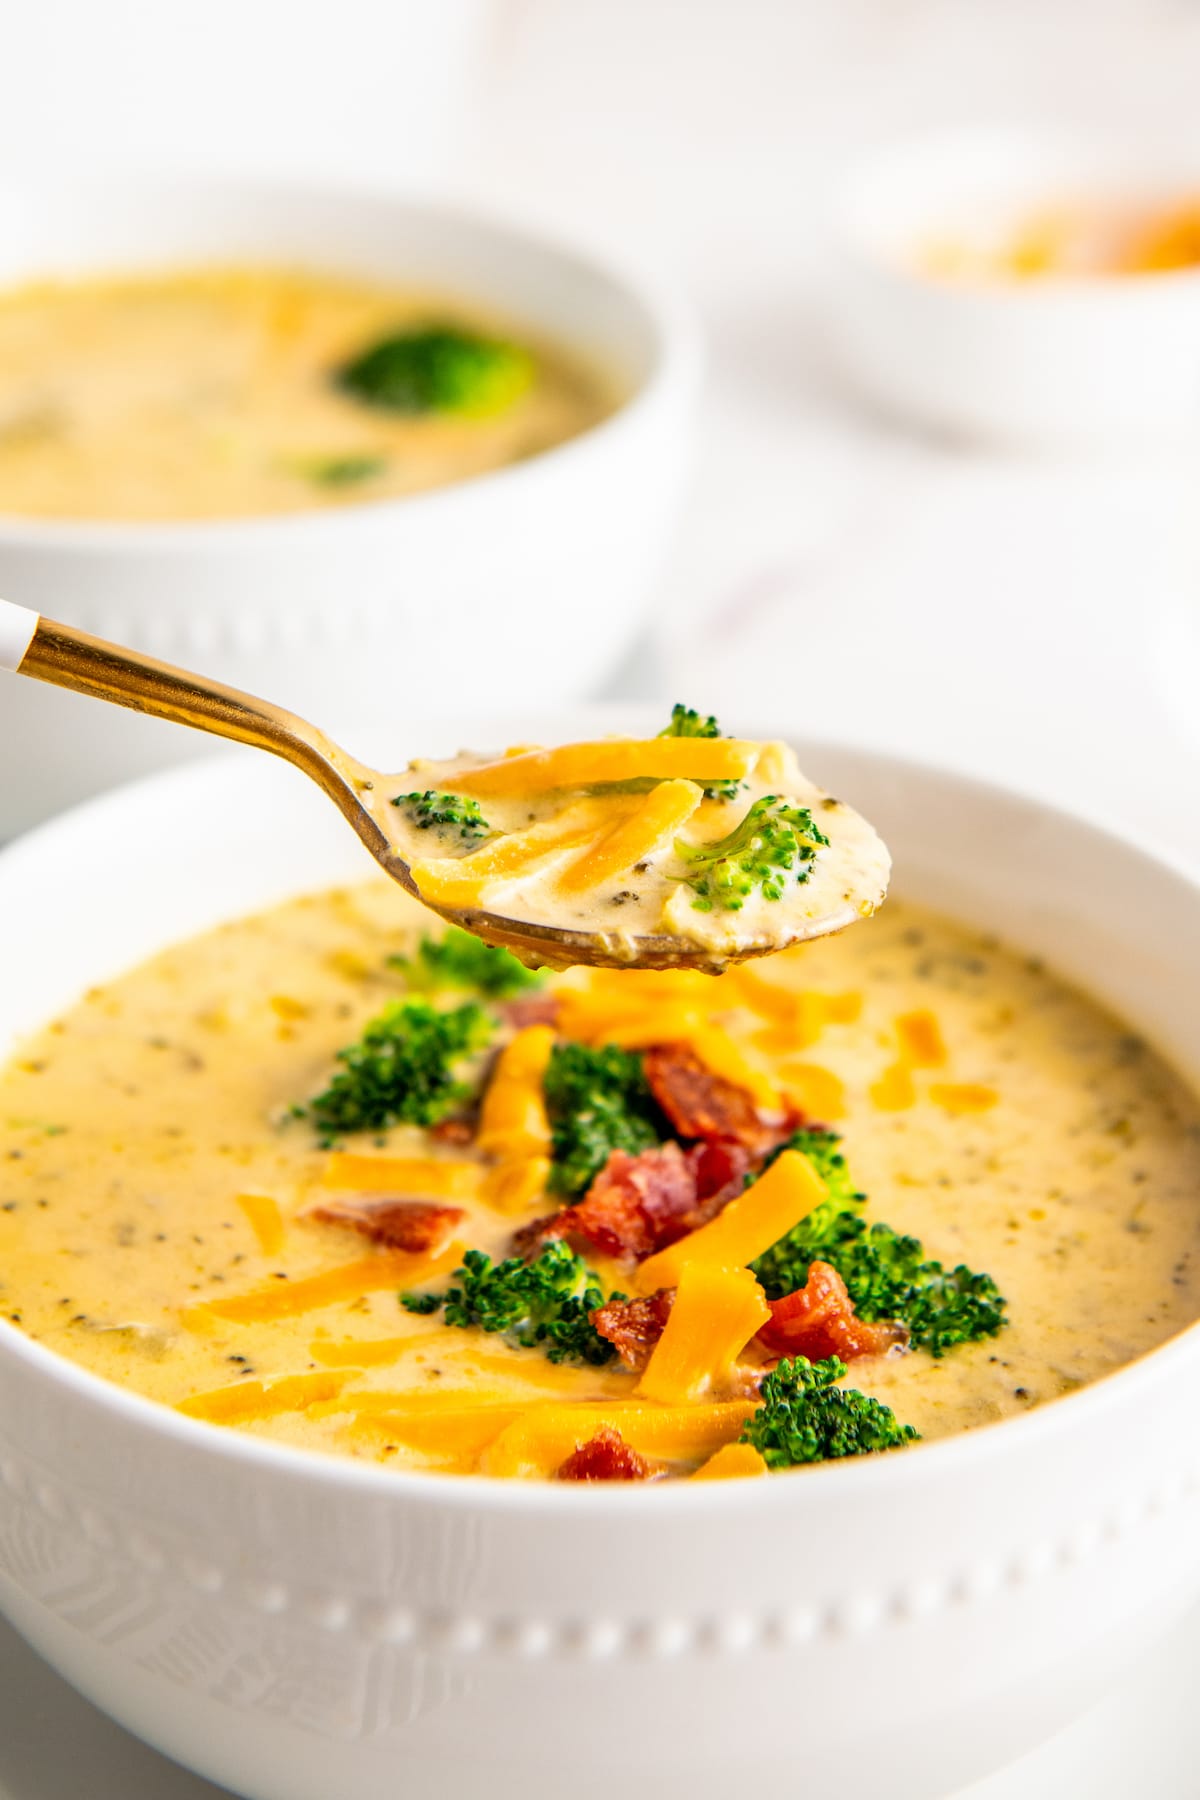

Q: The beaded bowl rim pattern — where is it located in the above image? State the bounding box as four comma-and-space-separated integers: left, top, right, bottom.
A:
2, 1424, 1199, 1661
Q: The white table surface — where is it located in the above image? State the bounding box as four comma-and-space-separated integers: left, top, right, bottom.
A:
5, 3, 1200, 1792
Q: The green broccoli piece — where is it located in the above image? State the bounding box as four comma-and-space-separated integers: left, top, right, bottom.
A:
291, 452, 387, 487
391, 927, 543, 999
751, 1129, 1007, 1358
392, 789, 491, 845
543, 1041, 666, 1197
402, 1243, 617, 1366
677, 794, 830, 912
336, 325, 535, 417
741, 1356, 920, 1468
300, 999, 492, 1141
659, 701, 741, 801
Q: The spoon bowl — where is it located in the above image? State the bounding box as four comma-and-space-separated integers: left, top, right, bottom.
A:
0, 597, 884, 972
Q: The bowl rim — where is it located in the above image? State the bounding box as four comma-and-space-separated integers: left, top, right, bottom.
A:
0, 173, 701, 550
2, 735, 1199, 1516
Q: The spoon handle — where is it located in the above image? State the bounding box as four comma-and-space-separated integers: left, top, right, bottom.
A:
0, 598, 387, 855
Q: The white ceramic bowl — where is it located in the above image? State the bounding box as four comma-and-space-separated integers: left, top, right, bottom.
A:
2, 715, 1200, 1800
0, 181, 698, 839
829, 128, 1200, 447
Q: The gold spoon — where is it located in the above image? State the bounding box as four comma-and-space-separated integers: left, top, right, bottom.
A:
0, 599, 884, 973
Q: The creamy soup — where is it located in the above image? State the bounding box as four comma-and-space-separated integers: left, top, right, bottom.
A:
0, 266, 613, 521
1, 884, 1197, 1482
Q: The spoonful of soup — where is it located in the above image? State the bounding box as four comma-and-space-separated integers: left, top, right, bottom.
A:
0, 600, 889, 972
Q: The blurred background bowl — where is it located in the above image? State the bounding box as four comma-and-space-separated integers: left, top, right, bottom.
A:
0, 176, 699, 839
828, 127, 1200, 449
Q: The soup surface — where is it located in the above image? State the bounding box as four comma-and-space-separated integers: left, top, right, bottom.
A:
0, 266, 613, 521
1, 884, 1198, 1481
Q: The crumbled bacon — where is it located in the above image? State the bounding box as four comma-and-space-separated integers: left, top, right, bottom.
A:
308, 1197, 465, 1255
514, 1141, 708, 1265
510, 1208, 571, 1260
571, 1141, 701, 1259
503, 993, 561, 1029
590, 1289, 675, 1372
688, 1136, 753, 1211
643, 1043, 796, 1154
556, 1426, 650, 1482
429, 1116, 475, 1147
757, 1260, 908, 1363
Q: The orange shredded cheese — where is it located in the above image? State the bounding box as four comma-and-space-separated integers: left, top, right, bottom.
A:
636, 1150, 826, 1292
929, 1081, 999, 1115
691, 1442, 769, 1480
896, 1009, 948, 1068
406, 804, 614, 909
176, 1369, 353, 1424
555, 779, 703, 893
870, 1063, 917, 1111
185, 1242, 462, 1326
635, 1264, 770, 1404
235, 1192, 285, 1258
476, 1024, 555, 1159
446, 737, 760, 797
484, 1399, 757, 1478
481, 1155, 552, 1215
779, 1061, 846, 1120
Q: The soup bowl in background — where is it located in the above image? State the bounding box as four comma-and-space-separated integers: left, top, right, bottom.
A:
0, 182, 699, 838
1, 712, 1199, 1800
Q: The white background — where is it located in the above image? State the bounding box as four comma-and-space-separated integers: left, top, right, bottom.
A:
2, 2, 1200, 1792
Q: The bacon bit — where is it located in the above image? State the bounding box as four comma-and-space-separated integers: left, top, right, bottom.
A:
430, 1116, 476, 1146
591, 1289, 675, 1372
688, 1136, 753, 1210
758, 1260, 907, 1363
503, 993, 561, 1030
515, 1137, 756, 1266
510, 1208, 571, 1260
514, 1142, 700, 1263
556, 1426, 651, 1482
308, 1197, 465, 1255
644, 1042, 793, 1154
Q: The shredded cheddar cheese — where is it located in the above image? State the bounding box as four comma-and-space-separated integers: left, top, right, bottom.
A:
637, 1150, 826, 1291
635, 1264, 770, 1404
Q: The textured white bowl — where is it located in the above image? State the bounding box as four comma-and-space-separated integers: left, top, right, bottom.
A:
829, 128, 1200, 447
1, 715, 1199, 1800
0, 181, 698, 838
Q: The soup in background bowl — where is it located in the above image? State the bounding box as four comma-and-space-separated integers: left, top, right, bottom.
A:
0, 719, 1198, 1799
0, 179, 698, 838
0, 264, 615, 522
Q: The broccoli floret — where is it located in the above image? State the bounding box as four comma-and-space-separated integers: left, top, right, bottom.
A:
291, 453, 386, 487
336, 325, 535, 417
392, 789, 491, 845
659, 701, 741, 801
741, 1356, 919, 1468
300, 999, 492, 1141
677, 795, 830, 912
751, 1129, 1007, 1357
402, 1244, 617, 1366
391, 927, 543, 999
543, 1042, 666, 1197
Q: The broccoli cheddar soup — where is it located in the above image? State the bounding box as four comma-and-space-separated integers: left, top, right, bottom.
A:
0, 265, 613, 521
1, 886, 1198, 1483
